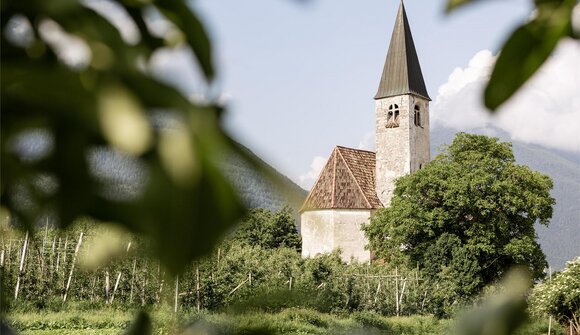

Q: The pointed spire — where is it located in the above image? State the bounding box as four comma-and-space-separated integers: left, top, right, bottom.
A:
375, 1, 430, 100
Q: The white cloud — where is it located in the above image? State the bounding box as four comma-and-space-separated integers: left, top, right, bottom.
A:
357, 131, 375, 151
432, 39, 580, 153
297, 155, 327, 189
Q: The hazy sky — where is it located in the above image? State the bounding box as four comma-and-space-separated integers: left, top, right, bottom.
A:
87, 0, 580, 188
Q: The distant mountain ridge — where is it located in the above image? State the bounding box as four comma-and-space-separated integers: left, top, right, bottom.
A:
432, 126, 580, 270
222, 145, 307, 213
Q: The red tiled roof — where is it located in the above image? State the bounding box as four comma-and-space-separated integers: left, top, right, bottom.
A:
301, 146, 383, 211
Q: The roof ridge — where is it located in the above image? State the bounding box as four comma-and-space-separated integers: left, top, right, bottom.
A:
336, 148, 373, 209
335, 145, 376, 154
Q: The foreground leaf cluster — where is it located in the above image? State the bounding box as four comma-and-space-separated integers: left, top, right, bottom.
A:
0, 0, 258, 275
446, 0, 579, 110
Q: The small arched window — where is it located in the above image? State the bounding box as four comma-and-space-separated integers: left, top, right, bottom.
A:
387, 104, 400, 128
414, 105, 422, 127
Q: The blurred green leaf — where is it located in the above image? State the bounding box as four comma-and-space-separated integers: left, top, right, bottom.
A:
456, 268, 532, 335
1, 0, 253, 276
0, 321, 16, 335
155, 0, 215, 81
445, 0, 482, 14
484, 0, 574, 110
124, 311, 152, 335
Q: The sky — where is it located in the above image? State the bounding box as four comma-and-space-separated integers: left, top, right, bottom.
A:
39, 0, 580, 189
156, 0, 578, 189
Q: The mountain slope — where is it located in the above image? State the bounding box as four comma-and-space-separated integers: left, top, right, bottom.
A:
221, 145, 307, 213
432, 126, 580, 270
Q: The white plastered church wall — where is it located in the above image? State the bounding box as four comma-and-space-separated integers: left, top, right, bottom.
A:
301, 209, 372, 263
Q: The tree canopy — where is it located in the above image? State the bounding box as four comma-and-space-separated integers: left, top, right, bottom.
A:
230, 207, 301, 251
364, 133, 554, 312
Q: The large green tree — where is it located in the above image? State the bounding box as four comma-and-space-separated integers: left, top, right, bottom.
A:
364, 133, 554, 312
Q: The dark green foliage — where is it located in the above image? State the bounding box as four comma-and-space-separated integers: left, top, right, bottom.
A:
0, 0, 255, 276
365, 133, 554, 315
230, 208, 301, 251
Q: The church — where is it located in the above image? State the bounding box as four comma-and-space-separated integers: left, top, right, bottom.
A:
300, 2, 431, 263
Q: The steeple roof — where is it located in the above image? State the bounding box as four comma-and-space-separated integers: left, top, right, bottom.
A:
301, 146, 383, 211
375, 1, 431, 101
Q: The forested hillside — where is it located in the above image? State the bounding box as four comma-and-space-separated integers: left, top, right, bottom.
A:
221, 146, 307, 214
431, 127, 580, 269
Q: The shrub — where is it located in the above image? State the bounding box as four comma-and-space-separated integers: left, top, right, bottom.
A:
529, 257, 580, 334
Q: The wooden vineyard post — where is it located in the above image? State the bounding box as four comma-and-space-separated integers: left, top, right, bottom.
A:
141, 271, 146, 307
41, 222, 48, 259
130, 258, 136, 303
374, 281, 381, 304
196, 264, 200, 312
228, 277, 249, 297
105, 270, 111, 302
548, 266, 552, 335
289, 276, 293, 290
62, 236, 69, 267
14, 231, 29, 300
55, 237, 61, 274
398, 278, 407, 315
37, 236, 46, 280
0, 249, 4, 268
63, 232, 83, 302
157, 271, 165, 304
6, 240, 12, 271
174, 275, 179, 313
109, 272, 122, 304
50, 235, 56, 276
90, 275, 97, 302
395, 267, 399, 317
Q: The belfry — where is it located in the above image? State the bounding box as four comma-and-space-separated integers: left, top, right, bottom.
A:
300, 1, 431, 262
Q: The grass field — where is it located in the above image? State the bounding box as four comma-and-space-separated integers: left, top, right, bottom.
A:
6, 307, 562, 335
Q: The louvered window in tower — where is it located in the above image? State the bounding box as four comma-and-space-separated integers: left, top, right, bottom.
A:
414, 105, 422, 127
386, 104, 400, 128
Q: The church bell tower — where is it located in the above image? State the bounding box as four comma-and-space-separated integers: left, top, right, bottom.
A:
375, 1, 431, 206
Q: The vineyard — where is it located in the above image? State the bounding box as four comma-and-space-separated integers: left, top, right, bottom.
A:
2, 223, 435, 316
2, 216, 573, 335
